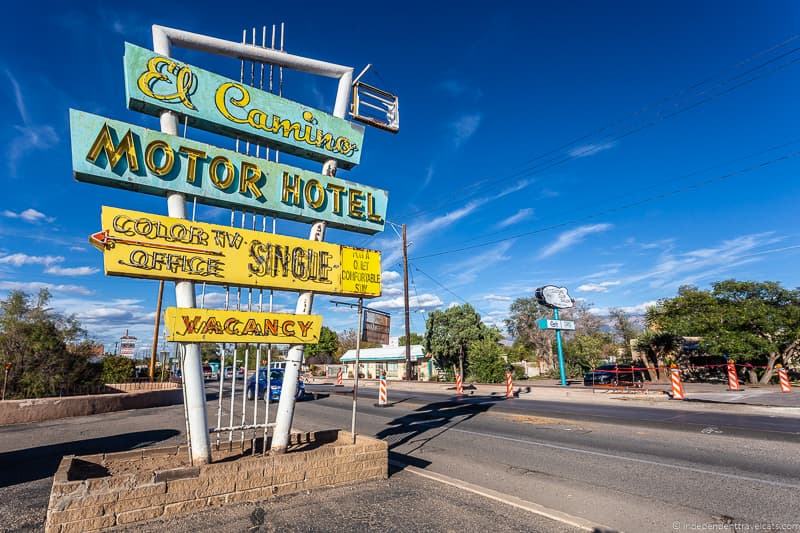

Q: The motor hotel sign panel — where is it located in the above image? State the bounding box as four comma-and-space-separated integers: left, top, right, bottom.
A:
92, 206, 382, 297
69, 110, 387, 234
123, 42, 365, 169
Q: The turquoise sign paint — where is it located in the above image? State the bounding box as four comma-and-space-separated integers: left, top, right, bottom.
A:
69, 109, 387, 234
123, 42, 365, 169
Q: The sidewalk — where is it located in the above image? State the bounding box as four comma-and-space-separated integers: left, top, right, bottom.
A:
310, 377, 800, 408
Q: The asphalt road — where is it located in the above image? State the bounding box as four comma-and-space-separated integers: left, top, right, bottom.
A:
1, 383, 798, 532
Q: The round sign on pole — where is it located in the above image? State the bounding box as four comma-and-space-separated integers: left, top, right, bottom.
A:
535, 285, 574, 309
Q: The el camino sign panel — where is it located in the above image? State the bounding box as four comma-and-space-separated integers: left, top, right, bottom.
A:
123, 42, 364, 169
164, 307, 322, 344
93, 206, 382, 297
69, 110, 386, 235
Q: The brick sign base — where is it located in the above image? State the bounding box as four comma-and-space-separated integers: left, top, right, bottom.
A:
44, 429, 387, 532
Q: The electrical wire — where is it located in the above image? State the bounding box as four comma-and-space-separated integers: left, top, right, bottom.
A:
410, 147, 800, 261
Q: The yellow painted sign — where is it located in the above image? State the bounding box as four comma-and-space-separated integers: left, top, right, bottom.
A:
164, 307, 322, 344
93, 206, 382, 297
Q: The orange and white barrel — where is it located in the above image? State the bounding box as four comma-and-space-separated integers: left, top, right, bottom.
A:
670, 365, 685, 400
336, 367, 343, 386
727, 360, 740, 391
455, 373, 463, 396
777, 366, 791, 393
505, 371, 513, 398
378, 374, 388, 406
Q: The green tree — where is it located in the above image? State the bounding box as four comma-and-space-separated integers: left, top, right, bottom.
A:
564, 332, 616, 371
0, 290, 101, 398
467, 338, 507, 383
646, 280, 800, 384
505, 297, 554, 367
102, 356, 135, 383
399, 332, 424, 346
424, 304, 494, 376
634, 331, 682, 382
306, 326, 339, 363
335, 328, 381, 357
608, 307, 639, 359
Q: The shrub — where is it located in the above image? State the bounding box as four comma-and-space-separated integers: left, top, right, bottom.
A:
102, 356, 135, 383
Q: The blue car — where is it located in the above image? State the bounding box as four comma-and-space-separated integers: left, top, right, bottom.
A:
246, 368, 304, 402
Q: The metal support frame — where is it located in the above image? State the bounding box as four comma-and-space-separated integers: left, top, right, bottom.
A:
150, 24, 354, 462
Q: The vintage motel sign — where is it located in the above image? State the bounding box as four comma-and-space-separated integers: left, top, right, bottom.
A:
124, 42, 365, 169
70, 110, 386, 234
164, 307, 322, 344
536, 318, 576, 331
361, 308, 390, 344
91, 206, 382, 297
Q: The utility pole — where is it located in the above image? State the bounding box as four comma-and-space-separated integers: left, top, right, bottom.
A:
402, 224, 412, 381
149, 280, 165, 382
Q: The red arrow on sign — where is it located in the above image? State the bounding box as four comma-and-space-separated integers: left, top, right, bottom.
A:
88, 230, 109, 251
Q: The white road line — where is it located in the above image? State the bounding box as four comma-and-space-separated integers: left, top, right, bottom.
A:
389, 459, 610, 532
449, 427, 800, 490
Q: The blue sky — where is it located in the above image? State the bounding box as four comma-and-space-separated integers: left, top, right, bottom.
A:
1, 1, 799, 354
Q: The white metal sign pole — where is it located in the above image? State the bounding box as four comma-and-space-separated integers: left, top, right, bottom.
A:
270, 69, 353, 454
153, 30, 212, 465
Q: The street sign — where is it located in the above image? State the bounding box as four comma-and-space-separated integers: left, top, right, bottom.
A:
92, 206, 382, 297
535, 285, 574, 309
119, 331, 137, 358
362, 308, 390, 344
536, 318, 576, 331
164, 307, 322, 344
124, 42, 365, 169
70, 110, 387, 234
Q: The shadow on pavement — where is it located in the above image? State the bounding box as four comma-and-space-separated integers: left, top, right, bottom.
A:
0, 429, 180, 487
377, 397, 506, 474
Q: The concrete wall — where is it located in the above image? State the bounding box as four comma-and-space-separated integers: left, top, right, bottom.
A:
45, 429, 388, 532
0, 383, 182, 426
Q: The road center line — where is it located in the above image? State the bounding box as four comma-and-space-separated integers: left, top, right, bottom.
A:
388, 459, 609, 532
448, 427, 800, 490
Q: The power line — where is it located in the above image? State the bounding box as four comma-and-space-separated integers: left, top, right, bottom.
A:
413, 265, 492, 317
410, 147, 800, 261
391, 39, 800, 224
428, 136, 800, 248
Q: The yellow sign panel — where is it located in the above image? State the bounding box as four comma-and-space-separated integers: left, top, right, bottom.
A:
95, 206, 382, 297
164, 307, 322, 344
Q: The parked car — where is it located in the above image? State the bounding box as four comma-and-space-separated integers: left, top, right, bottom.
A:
202, 365, 213, 380
583, 364, 644, 386
246, 368, 304, 402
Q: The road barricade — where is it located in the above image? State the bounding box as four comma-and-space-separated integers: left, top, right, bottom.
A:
777, 365, 791, 393
670, 364, 686, 400
336, 367, 343, 386
727, 360, 740, 391
505, 371, 514, 398
376, 373, 388, 407
455, 373, 464, 397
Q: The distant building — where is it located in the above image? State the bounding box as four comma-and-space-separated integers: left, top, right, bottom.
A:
339, 345, 438, 381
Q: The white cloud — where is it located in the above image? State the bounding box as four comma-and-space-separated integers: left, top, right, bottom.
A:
0, 281, 92, 295
484, 294, 512, 302
450, 113, 481, 148
44, 265, 99, 276
371, 293, 443, 311
0, 253, 63, 266
2, 208, 54, 224
619, 232, 782, 290
382, 270, 401, 282
539, 223, 613, 258
445, 241, 514, 285
495, 208, 534, 229
568, 141, 616, 158
591, 300, 658, 316
577, 281, 621, 293
5, 71, 59, 176
421, 165, 435, 190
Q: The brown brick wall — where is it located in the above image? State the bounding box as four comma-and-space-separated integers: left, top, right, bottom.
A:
44, 430, 387, 532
